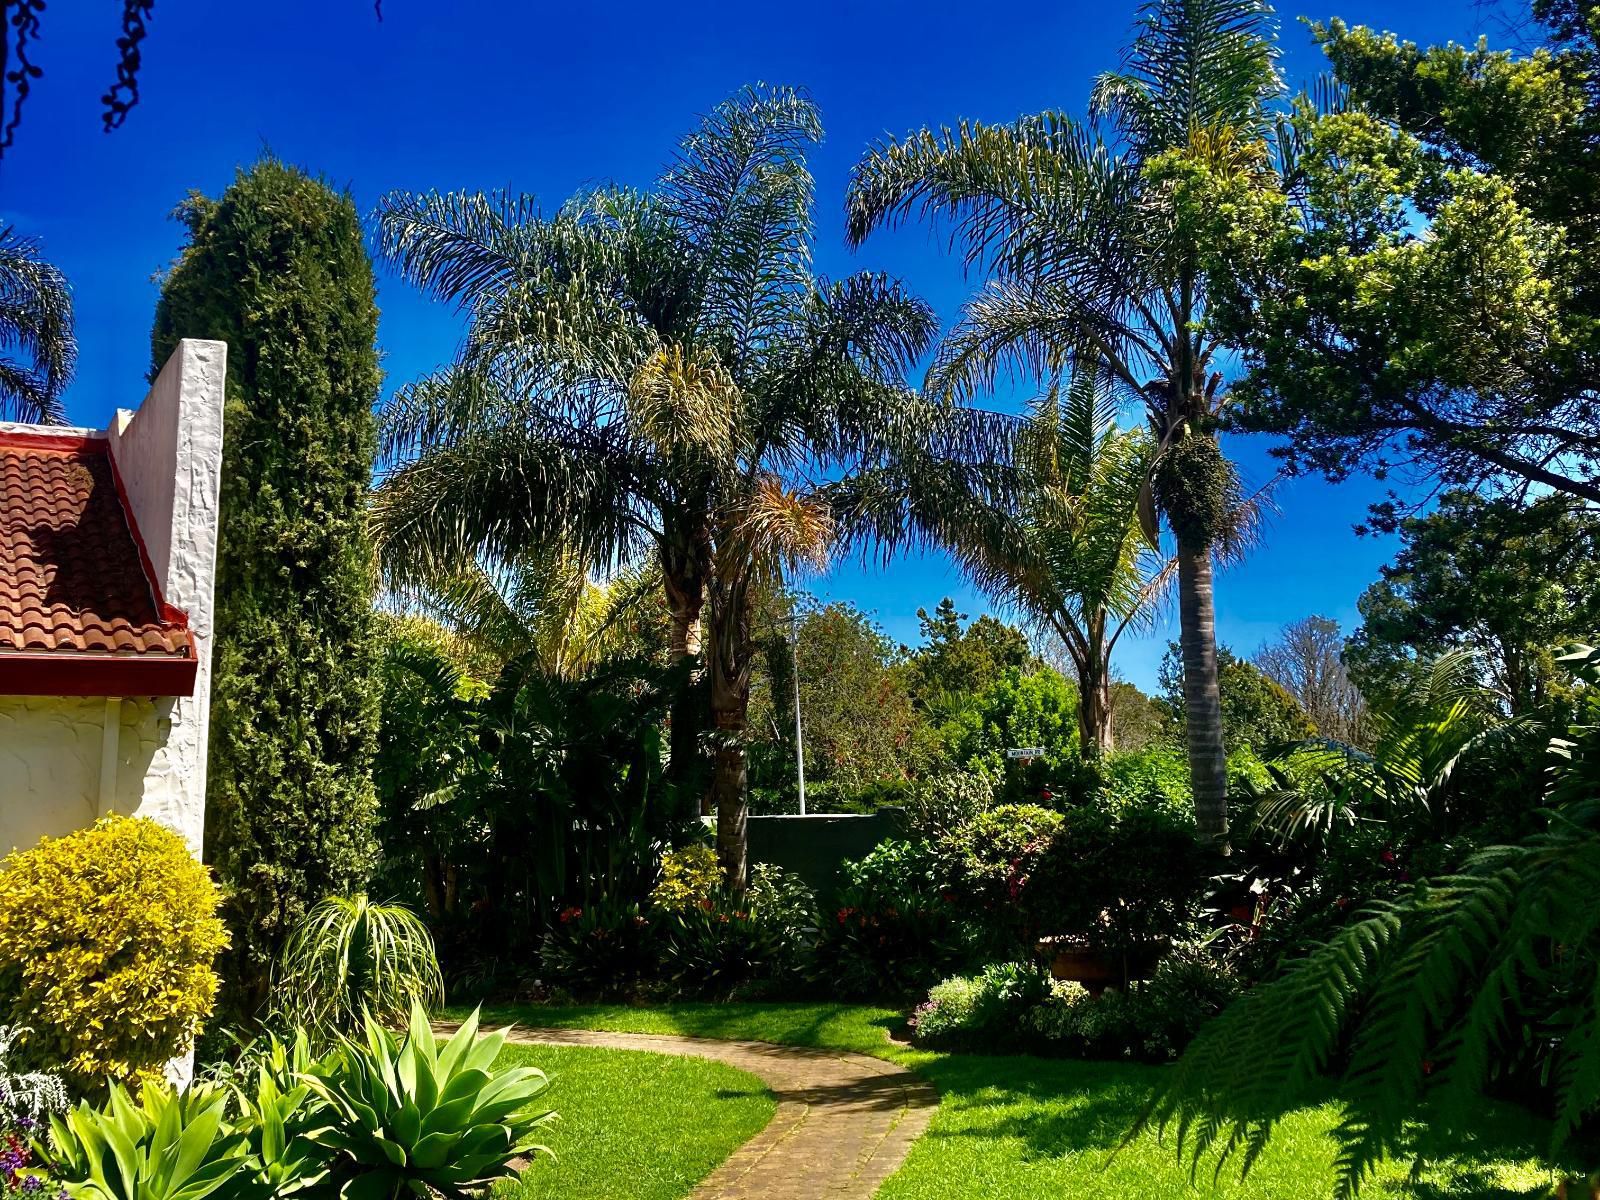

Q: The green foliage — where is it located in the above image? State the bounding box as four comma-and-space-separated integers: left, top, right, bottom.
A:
1026, 800, 1206, 952
1024, 955, 1240, 1063
1161, 643, 1316, 752
1347, 492, 1600, 713
0, 816, 227, 1086
909, 961, 1053, 1052
939, 666, 1080, 776
538, 901, 658, 998
1154, 430, 1237, 552
272, 895, 444, 1039
904, 771, 996, 841
48, 1082, 251, 1200
303, 1004, 555, 1197
0, 226, 75, 423
1143, 645, 1600, 1194
907, 601, 1033, 707
747, 598, 922, 801
152, 157, 382, 1015
1220, 12, 1600, 509
938, 803, 1064, 911
648, 846, 722, 915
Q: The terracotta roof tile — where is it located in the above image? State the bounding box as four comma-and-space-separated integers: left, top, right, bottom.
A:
0, 437, 192, 659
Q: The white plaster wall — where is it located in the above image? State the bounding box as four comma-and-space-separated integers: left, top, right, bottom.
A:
0, 696, 102, 854
105, 339, 227, 858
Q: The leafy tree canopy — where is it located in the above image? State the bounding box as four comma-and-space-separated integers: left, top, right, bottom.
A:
1205, 5, 1600, 512
1347, 491, 1600, 712
1161, 642, 1314, 751
906, 599, 1033, 705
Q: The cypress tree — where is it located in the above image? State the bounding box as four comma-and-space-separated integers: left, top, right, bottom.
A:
151, 158, 381, 1016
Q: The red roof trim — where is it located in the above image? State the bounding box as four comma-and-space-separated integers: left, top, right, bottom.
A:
0, 652, 197, 697
102, 438, 190, 629
0, 430, 105, 455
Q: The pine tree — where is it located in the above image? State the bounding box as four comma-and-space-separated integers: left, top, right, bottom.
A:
151, 158, 381, 1016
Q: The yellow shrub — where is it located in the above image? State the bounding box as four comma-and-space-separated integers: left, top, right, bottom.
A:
648, 844, 721, 913
0, 815, 228, 1084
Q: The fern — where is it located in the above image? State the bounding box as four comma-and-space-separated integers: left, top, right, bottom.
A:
1140, 644, 1600, 1192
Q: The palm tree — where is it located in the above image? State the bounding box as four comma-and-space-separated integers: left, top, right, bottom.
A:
373, 85, 983, 885
0, 227, 75, 423
845, 0, 1283, 844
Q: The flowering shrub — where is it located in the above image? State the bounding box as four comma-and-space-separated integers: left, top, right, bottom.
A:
538, 900, 657, 995
0, 816, 227, 1085
909, 961, 1052, 1052
648, 845, 721, 914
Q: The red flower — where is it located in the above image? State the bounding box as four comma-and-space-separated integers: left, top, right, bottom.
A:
558, 906, 583, 924
837, 907, 856, 925
700, 897, 715, 911
1039, 789, 1054, 802
1421, 1059, 1435, 1076
1380, 848, 1397, 865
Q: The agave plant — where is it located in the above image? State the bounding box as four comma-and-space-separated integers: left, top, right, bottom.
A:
227, 1029, 331, 1198
302, 1002, 554, 1198
47, 1081, 252, 1200
273, 895, 445, 1038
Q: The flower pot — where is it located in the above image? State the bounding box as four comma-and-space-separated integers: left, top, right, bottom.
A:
1039, 936, 1167, 996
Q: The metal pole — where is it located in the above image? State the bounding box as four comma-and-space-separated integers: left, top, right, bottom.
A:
789, 616, 806, 816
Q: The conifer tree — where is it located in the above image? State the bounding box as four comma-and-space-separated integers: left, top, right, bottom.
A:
152, 157, 381, 1015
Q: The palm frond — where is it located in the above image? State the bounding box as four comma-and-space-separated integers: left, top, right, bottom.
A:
0, 227, 75, 423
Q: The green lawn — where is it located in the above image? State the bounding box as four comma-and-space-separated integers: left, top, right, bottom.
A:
463, 1001, 1562, 1200
488, 1042, 774, 1200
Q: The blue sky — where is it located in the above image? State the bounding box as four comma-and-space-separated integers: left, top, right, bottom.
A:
1, 0, 1492, 690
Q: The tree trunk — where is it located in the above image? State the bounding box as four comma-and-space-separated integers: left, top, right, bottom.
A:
662, 541, 708, 815
1179, 545, 1229, 848
707, 573, 755, 892
1078, 654, 1114, 757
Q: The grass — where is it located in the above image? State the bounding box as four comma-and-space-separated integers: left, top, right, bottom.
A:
460, 1001, 1562, 1200
486, 1042, 774, 1200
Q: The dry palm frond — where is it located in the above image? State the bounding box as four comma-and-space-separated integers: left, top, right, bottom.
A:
628, 343, 743, 462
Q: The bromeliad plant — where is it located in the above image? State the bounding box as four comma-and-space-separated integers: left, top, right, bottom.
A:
302, 1003, 554, 1198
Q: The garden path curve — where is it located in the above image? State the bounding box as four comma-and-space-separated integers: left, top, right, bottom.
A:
433, 1022, 938, 1200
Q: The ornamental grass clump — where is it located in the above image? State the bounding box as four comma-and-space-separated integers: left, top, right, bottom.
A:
0, 816, 227, 1085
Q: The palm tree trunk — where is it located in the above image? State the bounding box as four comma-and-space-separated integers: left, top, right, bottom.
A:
708, 576, 755, 892
662, 542, 708, 815
1078, 654, 1114, 756
1179, 545, 1229, 847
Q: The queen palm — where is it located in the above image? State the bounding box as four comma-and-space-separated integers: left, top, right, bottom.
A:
963, 367, 1170, 753
845, 0, 1282, 843
0, 227, 75, 423
373, 85, 975, 885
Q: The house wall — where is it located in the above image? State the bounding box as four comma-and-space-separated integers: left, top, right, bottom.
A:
0, 340, 225, 862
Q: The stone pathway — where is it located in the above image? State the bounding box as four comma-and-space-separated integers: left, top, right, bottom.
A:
436, 1023, 938, 1199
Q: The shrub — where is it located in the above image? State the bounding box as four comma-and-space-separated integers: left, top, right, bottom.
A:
0, 816, 227, 1084
649, 845, 721, 914
904, 771, 995, 839
538, 900, 657, 995
940, 803, 1064, 904
1024, 800, 1206, 952
910, 961, 1053, 1052
1022, 954, 1239, 1062
657, 903, 767, 998
272, 894, 444, 1039
747, 864, 819, 977
304, 1004, 555, 1197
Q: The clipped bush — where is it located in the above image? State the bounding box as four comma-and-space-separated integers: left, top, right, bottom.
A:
939, 803, 1064, 904
649, 844, 721, 914
0, 816, 227, 1083
1022, 954, 1238, 1062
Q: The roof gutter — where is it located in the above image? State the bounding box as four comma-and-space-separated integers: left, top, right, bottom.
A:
0, 652, 198, 698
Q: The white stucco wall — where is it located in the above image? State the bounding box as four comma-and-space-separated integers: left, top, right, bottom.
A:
104, 339, 227, 858
0, 697, 103, 853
